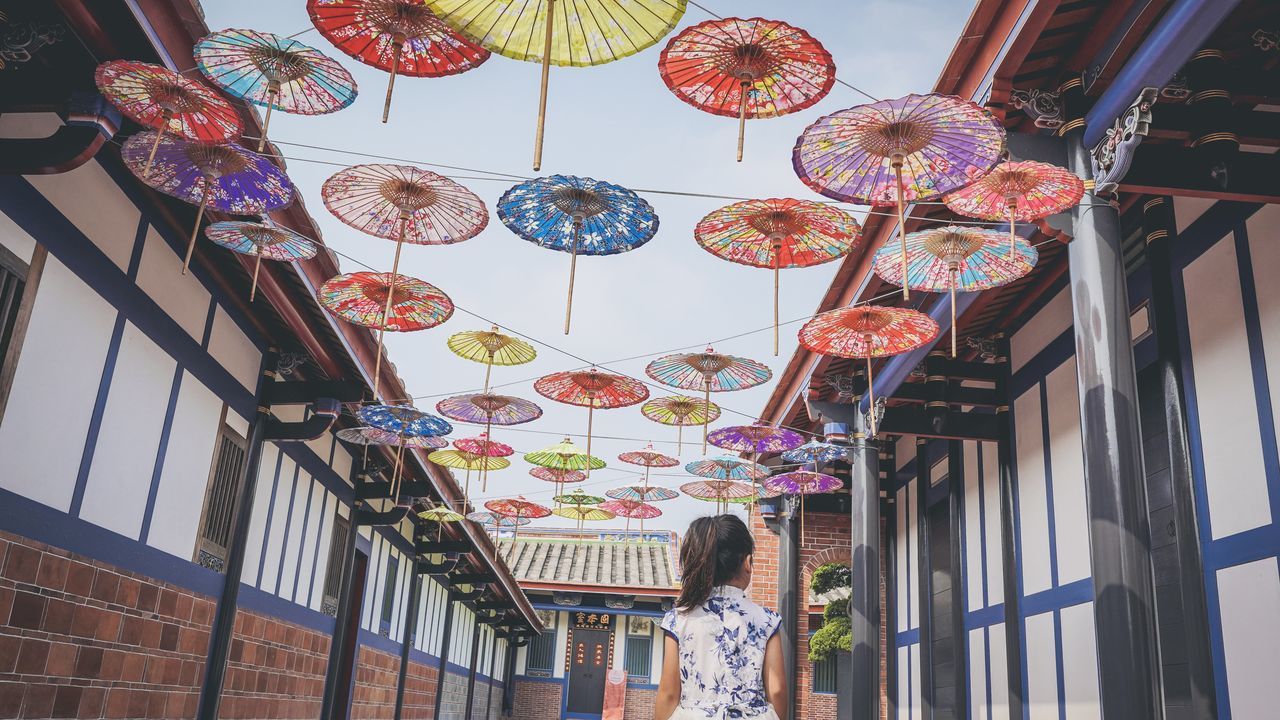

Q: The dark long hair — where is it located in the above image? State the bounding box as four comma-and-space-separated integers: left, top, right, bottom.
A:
676, 514, 754, 610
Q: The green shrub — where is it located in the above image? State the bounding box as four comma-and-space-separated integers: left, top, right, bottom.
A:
808, 563, 853, 663
809, 562, 852, 596
809, 615, 851, 663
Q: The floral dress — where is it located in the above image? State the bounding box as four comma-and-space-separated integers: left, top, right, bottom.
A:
660, 585, 782, 719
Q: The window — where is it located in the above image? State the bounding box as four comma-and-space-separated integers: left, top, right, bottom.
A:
322, 514, 350, 616
0, 244, 45, 421
624, 616, 653, 681
526, 613, 556, 674
812, 653, 837, 694
380, 554, 399, 632
194, 415, 247, 572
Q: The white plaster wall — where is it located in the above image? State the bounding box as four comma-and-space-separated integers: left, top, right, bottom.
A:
1045, 359, 1090, 584
1059, 602, 1101, 720
0, 112, 62, 139
78, 322, 174, 538
1217, 558, 1280, 719
26, 161, 140, 272
207, 307, 260, 392
1014, 387, 1052, 594
134, 225, 211, 342
1246, 205, 1280, 471
967, 627, 987, 720
963, 442, 984, 611
1012, 288, 1071, 372
275, 471, 310, 597
1183, 235, 1271, 538
896, 646, 909, 720
981, 441, 1003, 603
240, 443, 280, 584
363, 536, 386, 630
988, 624, 1009, 718
294, 481, 326, 606
1024, 611, 1057, 720
553, 611, 569, 679
1173, 197, 1215, 233
259, 455, 296, 590
0, 257, 114, 510
145, 373, 221, 558
0, 210, 37, 264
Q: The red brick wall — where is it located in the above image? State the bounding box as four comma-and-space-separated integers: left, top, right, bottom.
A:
622, 685, 655, 719
749, 511, 779, 612
219, 610, 330, 719
505, 678, 562, 718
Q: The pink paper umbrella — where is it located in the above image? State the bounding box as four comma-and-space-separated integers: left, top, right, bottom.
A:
600, 499, 662, 540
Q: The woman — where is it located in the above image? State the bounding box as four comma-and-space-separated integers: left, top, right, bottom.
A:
654, 514, 787, 719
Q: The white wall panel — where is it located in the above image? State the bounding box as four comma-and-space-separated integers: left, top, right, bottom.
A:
241, 444, 279, 584
1173, 196, 1215, 233
1015, 388, 1052, 594
1184, 236, 1271, 537
981, 441, 1004, 603
1246, 205, 1280, 456
963, 442, 984, 611
1046, 359, 1091, 584
207, 307, 260, 392
896, 485, 910, 632
259, 457, 296, 590
910, 644, 921, 720
146, 373, 221, 558
1217, 559, 1280, 719
276, 472, 309, 597
332, 443, 353, 484
26, 161, 139, 272
80, 322, 175, 538
1012, 288, 1071, 371
134, 226, 211, 341
897, 646, 909, 720
988, 623, 1009, 718
308, 492, 334, 611
364, 537, 386, 631
0, 210, 37, 264
1025, 612, 1058, 720
294, 481, 326, 605
0, 257, 115, 510
968, 627, 988, 719
1059, 602, 1101, 720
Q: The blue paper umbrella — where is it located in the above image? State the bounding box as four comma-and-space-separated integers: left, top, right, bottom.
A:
498, 175, 658, 334
782, 440, 846, 468
357, 404, 453, 438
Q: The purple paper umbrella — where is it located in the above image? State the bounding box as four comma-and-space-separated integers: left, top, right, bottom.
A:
707, 421, 804, 458
764, 470, 842, 540
121, 131, 295, 274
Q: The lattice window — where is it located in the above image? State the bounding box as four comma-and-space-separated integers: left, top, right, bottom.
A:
812, 653, 838, 694
194, 421, 247, 572
321, 514, 350, 616
526, 612, 556, 673
0, 244, 43, 421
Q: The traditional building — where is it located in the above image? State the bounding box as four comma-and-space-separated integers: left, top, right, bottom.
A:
752, 1, 1280, 719
498, 529, 680, 720
0, 1, 540, 719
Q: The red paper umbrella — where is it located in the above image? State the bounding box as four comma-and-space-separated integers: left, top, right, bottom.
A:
534, 368, 649, 469
660, 17, 835, 161
453, 431, 513, 493
696, 198, 861, 354
681, 479, 758, 515
798, 306, 939, 435
485, 497, 551, 540
618, 443, 679, 489
307, 0, 489, 122
530, 467, 586, 485
95, 61, 241, 176
600, 498, 661, 539
942, 160, 1084, 253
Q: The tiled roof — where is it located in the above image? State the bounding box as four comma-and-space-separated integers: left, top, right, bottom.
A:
498, 538, 678, 590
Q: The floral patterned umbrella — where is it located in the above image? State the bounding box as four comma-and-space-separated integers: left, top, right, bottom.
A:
552, 488, 604, 507
798, 306, 940, 435
695, 199, 861, 354
524, 438, 606, 473
600, 498, 661, 538
499, 175, 658, 334
552, 505, 617, 527
659, 17, 835, 161
436, 392, 544, 427
485, 497, 552, 540
646, 347, 771, 452
529, 468, 586, 502
453, 431, 514, 492
793, 93, 1005, 299
205, 221, 318, 301
428, 448, 510, 472
308, 0, 489, 122
419, 504, 466, 540
764, 470, 842, 540
640, 395, 722, 454
534, 369, 649, 469
336, 426, 448, 449
617, 442, 679, 488
943, 160, 1083, 254
467, 510, 530, 540
782, 439, 846, 469
680, 479, 758, 514
120, 133, 294, 275
357, 404, 452, 497
95, 60, 241, 176
606, 485, 679, 502
194, 28, 358, 151
424, 0, 686, 169
685, 455, 770, 483
318, 271, 454, 398
707, 421, 804, 465
872, 226, 1037, 356
446, 326, 537, 392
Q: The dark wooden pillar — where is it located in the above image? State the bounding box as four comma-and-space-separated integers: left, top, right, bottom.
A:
946, 441, 968, 718
914, 438, 933, 719
776, 493, 800, 720
463, 620, 482, 719
393, 570, 422, 720
433, 593, 457, 720
846, 409, 882, 720
993, 333, 1025, 718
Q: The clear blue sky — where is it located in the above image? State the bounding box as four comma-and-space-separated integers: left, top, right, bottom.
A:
201, 0, 977, 532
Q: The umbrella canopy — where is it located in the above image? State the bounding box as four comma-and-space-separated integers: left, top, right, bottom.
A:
322, 164, 488, 246
436, 392, 544, 426
486, 497, 552, 520
535, 369, 649, 467
96, 60, 241, 176
499, 175, 658, 333
552, 506, 616, 522
466, 511, 531, 529
618, 444, 679, 468
524, 438, 606, 472
307, 0, 489, 122
600, 499, 661, 520
793, 93, 1005, 299
943, 160, 1084, 253
357, 404, 453, 437
659, 17, 835, 161
695, 198, 861, 354
640, 395, 721, 454
529, 467, 586, 485
553, 489, 604, 507
424, 0, 687, 168
707, 421, 804, 456
764, 470, 842, 496
428, 449, 511, 471
798, 305, 939, 435
872, 226, 1037, 356
318, 272, 454, 330
646, 347, 771, 452
606, 485, 679, 502
453, 432, 514, 458
681, 479, 758, 512
685, 456, 770, 483
782, 439, 846, 466
206, 221, 319, 301
446, 326, 537, 392
120, 133, 295, 274
194, 28, 357, 150
336, 426, 448, 449
418, 506, 466, 523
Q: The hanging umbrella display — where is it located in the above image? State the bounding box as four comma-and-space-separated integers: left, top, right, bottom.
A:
552, 487, 613, 538
428, 449, 511, 502
552, 488, 605, 509
205, 221, 318, 301
95, 60, 241, 177
335, 425, 449, 450
424, 0, 686, 169
499, 175, 658, 334
485, 497, 552, 541
640, 395, 722, 454
646, 347, 772, 453
782, 439, 846, 469
707, 421, 804, 457
872, 225, 1037, 357
764, 470, 842, 540
695, 198, 861, 354
467, 510, 531, 540
659, 17, 835, 162
798, 305, 940, 435
534, 369, 649, 470
606, 485, 680, 503
194, 28, 358, 151
437, 392, 542, 494
680, 479, 758, 514
358, 404, 453, 497
120, 133, 294, 275
685, 455, 770, 483
599, 499, 661, 539
453, 431, 514, 492
418, 504, 466, 540
793, 93, 1005, 300
446, 326, 537, 392
524, 438, 606, 473
318, 271, 454, 399
943, 160, 1083, 254
617, 443, 679, 489
529, 467, 586, 486
307, 0, 489, 123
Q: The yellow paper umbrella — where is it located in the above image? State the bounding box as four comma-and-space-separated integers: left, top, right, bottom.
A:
446, 326, 537, 392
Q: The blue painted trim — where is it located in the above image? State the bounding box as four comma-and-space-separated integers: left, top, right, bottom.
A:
1011, 330, 1074, 398
255, 449, 285, 588
69, 311, 127, 516
531, 603, 666, 619
976, 442, 990, 610
139, 365, 185, 543
963, 604, 1005, 631
1052, 608, 1067, 720
627, 682, 658, 690
983, 626, 993, 720
1007, 386, 1029, 720
1020, 579, 1092, 617
896, 628, 920, 646
274, 463, 302, 596
566, 713, 602, 720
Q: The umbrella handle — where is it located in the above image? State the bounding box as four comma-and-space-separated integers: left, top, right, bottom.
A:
866, 354, 876, 437
585, 404, 594, 477
737, 81, 749, 162
533, 0, 556, 171
250, 253, 262, 302
374, 223, 406, 400
677, 424, 683, 455
258, 86, 278, 152
1007, 199, 1017, 257
893, 158, 909, 301
950, 268, 958, 358
773, 257, 780, 356
564, 221, 579, 335
483, 352, 493, 394
703, 381, 711, 455
383, 39, 403, 124
145, 123, 167, 178
182, 182, 210, 275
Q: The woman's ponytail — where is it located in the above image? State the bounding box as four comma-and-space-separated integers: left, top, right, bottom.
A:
675, 514, 754, 610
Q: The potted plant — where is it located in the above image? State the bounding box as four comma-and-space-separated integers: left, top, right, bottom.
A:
808, 563, 852, 715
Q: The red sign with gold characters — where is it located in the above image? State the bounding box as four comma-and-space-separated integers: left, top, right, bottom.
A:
572, 611, 613, 631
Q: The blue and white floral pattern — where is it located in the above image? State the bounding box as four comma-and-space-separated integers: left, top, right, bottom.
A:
661, 585, 781, 719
